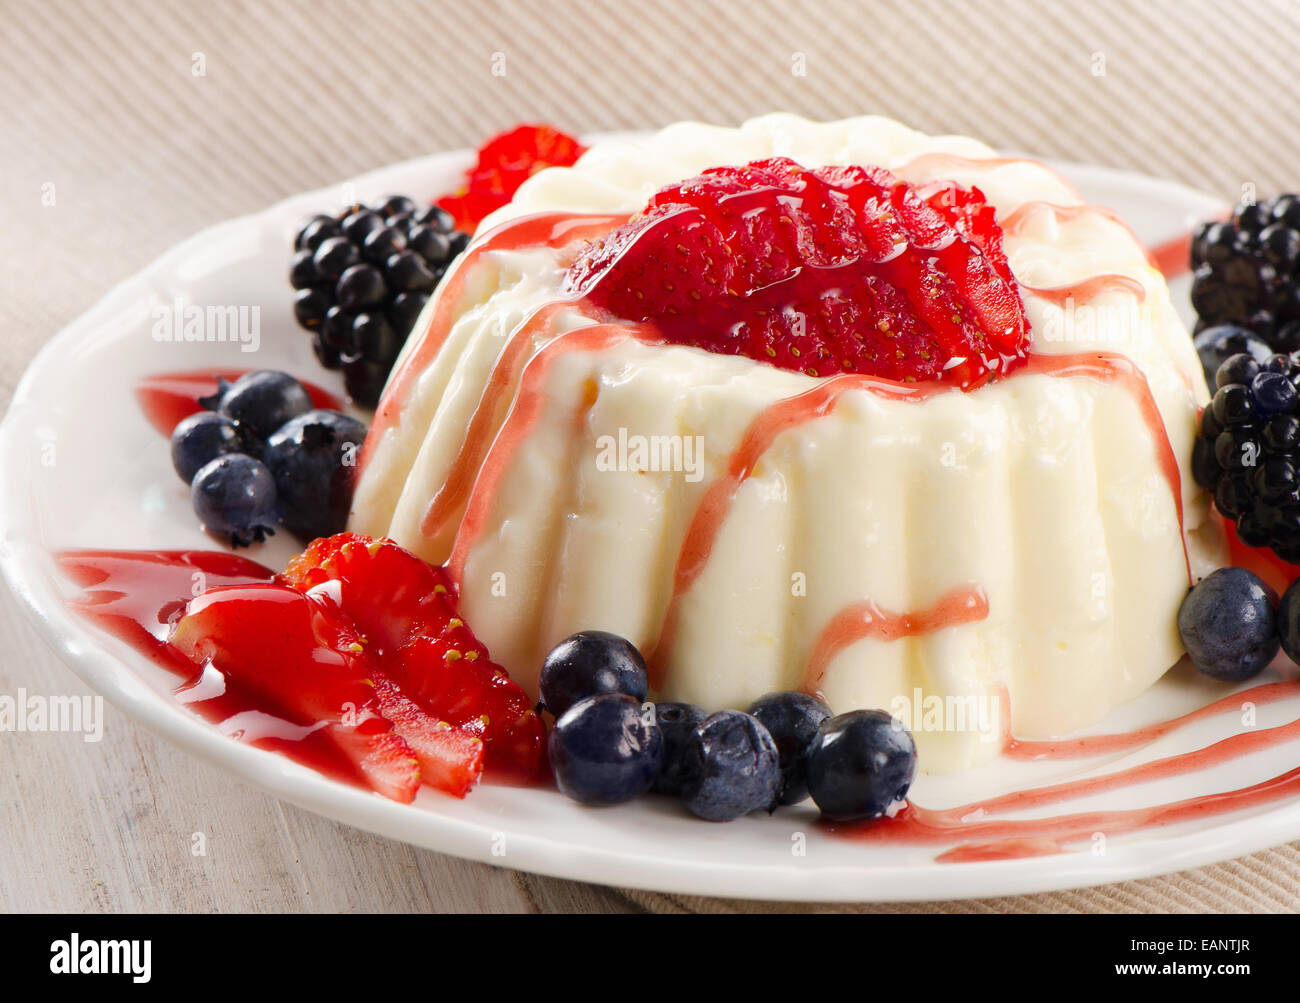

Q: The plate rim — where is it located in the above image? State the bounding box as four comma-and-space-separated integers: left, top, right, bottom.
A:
5, 147, 1297, 904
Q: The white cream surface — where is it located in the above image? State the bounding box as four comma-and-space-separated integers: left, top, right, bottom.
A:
351, 114, 1224, 772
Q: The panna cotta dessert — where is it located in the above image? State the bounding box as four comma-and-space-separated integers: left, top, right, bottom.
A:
349, 113, 1224, 773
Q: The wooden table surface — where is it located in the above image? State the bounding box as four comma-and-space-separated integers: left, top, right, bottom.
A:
4, 0, 1300, 913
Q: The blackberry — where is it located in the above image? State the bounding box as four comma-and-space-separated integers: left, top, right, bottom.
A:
1194, 350, 1300, 560
290, 198, 469, 407
1189, 194, 1300, 348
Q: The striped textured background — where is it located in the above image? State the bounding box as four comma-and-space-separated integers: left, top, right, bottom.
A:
4, 0, 1300, 912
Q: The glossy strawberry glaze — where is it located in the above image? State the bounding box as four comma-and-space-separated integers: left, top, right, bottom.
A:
135, 369, 343, 437
57, 549, 399, 789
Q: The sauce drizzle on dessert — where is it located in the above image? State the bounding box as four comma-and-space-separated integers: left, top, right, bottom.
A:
445, 322, 656, 584
419, 300, 576, 539
800, 586, 990, 697
828, 686, 1300, 863
1021, 273, 1148, 306
366, 211, 627, 472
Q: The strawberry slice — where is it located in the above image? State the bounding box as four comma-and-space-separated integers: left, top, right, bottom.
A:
436, 124, 587, 232
169, 582, 480, 801
327, 724, 422, 804
372, 675, 484, 798
396, 634, 545, 776
565, 157, 1030, 389
280, 532, 458, 655
280, 532, 546, 779
171, 583, 379, 722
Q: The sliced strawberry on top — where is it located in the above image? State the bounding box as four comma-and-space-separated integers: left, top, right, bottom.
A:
564, 157, 1030, 388
280, 532, 546, 779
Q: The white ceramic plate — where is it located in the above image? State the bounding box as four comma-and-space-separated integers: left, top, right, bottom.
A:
7, 142, 1298, 903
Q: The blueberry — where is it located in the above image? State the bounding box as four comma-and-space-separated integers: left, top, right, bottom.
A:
805, 709, 918, 822
745, 691, 832, 805
1252, 370, 1299, 416
218, 370, 313, 441
190, 454, 277, 547
549, 693, 662, 806
263, 409, 367, 539
1193, 324, 1272, 389
1262, 352, 1295, 375
539, 630, 648, 718
648, 701, 706, 796
1177, 568, 1279, 682
170, 411, 251, 484
680, 710, 781, 822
